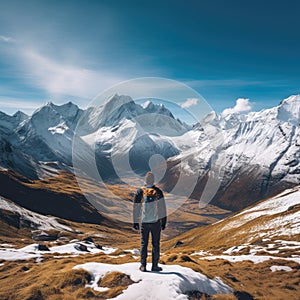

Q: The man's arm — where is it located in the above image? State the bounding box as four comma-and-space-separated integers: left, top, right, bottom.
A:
133, 188, 143, 227
157, 188, 167, 230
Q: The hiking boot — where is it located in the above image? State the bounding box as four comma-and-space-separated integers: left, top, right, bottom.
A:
151, 265, 162, 272
139, 265, 147, 272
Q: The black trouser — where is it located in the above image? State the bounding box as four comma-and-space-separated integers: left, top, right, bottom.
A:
140, 221, 161, 266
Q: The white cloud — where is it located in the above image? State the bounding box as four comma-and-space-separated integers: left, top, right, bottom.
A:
222, 98, 252, 115
0, 35, 15, 43
0, 99, 37, 109
0, 96, 40, 115
186, 79, 267, 87
97, 78, 193, 101
19, 49, 123, 100
180, 98, 199, 108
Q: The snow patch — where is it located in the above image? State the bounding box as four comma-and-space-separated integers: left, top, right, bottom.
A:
191, 250, 211, 256
199, 255, 300, 265
0, 242, 116, 261
237, 187, 300, 218
0, 243, 15, 248
220, 187, 300, 239
125, 249, 140, 255
223, 245, 249, 255
0, 197, 71, 231
48, 122, 69, 134
74, 262, 233, 299
0, 249, 41, 261
221, 239, 300, 258
93, 233, 106, 238
270, 265, 293, 272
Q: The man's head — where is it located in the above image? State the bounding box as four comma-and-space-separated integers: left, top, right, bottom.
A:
145, 171, 155, 186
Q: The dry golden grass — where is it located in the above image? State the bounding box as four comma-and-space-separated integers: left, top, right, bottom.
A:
162, 197, 300, 256
95, 271, 137, 298
0, 254, 237, 300
191, 259, 300, 300
159, 251, 300, 300
0, 251, 140, 300
98, 271, 135, 288
0, 219, 32, 245
163, 199, 231, 238
1, 169, 233, 234
18, 268, 93, 300
30, 171, 83, 194
0, 197, 140, 250
1, 170, 299, 299
0, 168, 235, 247
0, 241, 299, 299
187, 291, 237, 300
33, 171, 134, 205
210, 295, 237, 300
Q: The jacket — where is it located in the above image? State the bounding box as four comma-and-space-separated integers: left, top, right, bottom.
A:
133, 185, 167, 227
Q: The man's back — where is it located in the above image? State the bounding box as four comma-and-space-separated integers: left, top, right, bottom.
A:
132, 172, 167, 272
133, 185, 166, 227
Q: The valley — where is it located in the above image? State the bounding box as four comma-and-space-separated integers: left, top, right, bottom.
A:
0, 94, 299, 299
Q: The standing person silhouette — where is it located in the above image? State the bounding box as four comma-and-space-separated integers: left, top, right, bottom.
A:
133, 172, 167, 272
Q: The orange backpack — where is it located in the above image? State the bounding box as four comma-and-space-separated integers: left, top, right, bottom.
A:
141, 187, 159, 222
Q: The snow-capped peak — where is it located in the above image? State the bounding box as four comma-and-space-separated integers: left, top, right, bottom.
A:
279, 94, 300, 107
35, 101, 80, 119
277, 94, 300, 125
52, 101, 80, 120
12, 111, 28, 122
30, 101, 82, 132
142, 100, 175, 119
102, 94, 134, 113
88, 95, 179, 129
94, 94, 143, 127
141, 100, 164, 110
141, 100, 152, 109
0, 110, 28, 132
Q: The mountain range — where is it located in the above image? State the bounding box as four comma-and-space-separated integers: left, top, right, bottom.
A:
163, 94, 300, 211
1, 94, 300, 299
0, 95, 188, 179
1, 94, 299, 212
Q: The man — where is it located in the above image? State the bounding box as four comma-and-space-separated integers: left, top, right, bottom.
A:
133, 172, 167, 272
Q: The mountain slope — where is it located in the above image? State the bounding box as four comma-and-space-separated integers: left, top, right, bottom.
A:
0, 195, 72, 233
77, 94, 188, 177
1, 94, 300, 213
14, 102, 83, 166
165, 186, 300, 253
0, 170, 106, 224
163, 95, 300, 211
160, 186, 300, 299
0, 94, 188, 179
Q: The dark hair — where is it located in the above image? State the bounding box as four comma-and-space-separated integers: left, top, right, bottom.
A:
145, 172, 154, 185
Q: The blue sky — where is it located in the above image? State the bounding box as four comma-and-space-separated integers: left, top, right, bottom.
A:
0, 0, 300, 115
